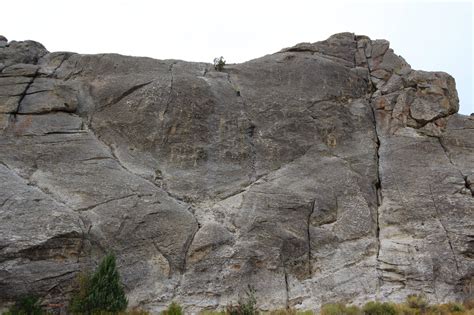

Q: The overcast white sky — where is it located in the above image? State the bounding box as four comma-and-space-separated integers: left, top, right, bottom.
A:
1, 0, 473, 114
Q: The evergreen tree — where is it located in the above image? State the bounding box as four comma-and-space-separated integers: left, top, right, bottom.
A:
70, 253, 128, 314
87, 253, 128, 313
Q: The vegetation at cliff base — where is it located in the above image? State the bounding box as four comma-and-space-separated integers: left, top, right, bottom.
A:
198, 293, 474, 315
161, 302, 184, 315
226, 286, 258, 315
4, 274, 473, 315
3, 296, 43, 315
70, 253, 128, 314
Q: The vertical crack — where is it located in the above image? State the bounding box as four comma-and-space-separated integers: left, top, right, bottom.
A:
182, 218, 200, 273
151, 241, 172, 278
284, 270, 289, 308
227, 72, 258, 182
428, 184, 460, 273
279, 253, 290, 308
438, 138, 473, 197
307, 200, 315, 277
371, 105, 382, 263
162, 61, 177, 119
201, 65, 209, 77
372, 92, 383, 298
77, 215, 92, 263
438, 137, 455, 168
358, 36, 384, 295
245, 122, 257, 182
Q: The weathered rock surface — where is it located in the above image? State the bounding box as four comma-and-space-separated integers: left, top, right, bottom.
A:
0, 33, 472, 313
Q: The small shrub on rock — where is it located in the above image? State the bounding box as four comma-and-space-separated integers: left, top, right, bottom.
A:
267, 309, 314, 315
239, 286, 258, 315
406, 294, 428, 311
362, 301, 397, 315
266, 309, 294, 315
213, 57, 226, 71
121, 309, 151, 315
344, 306, 362, 315
428, 302, 467, 314
445, 303, 465, 313
394, 304, 419, 315
161, 302, 183, 315
198, 311, 226, 315
321, 303, 345, 315
70, 271, 92, 314
4, 296, 43, 315
226, 286, 258, 315
463, 298, 474, 311
321, 303, 361, 315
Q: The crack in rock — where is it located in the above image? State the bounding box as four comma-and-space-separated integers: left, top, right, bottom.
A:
14, 68, 39, 117
227, 72, 258, 182
97, 80, 154, 113
438, 138, 473, 197
428, 184, 460, 273
161, 61, 177, 120
307, 200, 315, 277
357, 36, 385, 297
75, 193, 138, 212
0, 160, 71, 210
182, 219, 200, 273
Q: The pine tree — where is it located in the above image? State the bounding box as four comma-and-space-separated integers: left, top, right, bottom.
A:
70, 253, 128, 314
87, 253, 128, 313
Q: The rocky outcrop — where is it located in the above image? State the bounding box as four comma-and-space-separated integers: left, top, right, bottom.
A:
0, 33, 472, 313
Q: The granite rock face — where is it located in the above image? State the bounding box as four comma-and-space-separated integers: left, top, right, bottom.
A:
0, 33, 472, 312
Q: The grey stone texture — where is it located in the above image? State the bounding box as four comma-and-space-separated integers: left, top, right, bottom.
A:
0, 33, 472, 313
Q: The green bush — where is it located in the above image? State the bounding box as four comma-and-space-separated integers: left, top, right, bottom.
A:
70, 253, 128, 314
321, 303, 361, 315
213, 56, 226, 71
265, 309, 314, 315
406, 294, 428, 311
121, 310, 151, 315
161, 302, 183, 315
428, 303, 468, 315
70, 271, 92, 314
362, 301, 397, 315
266, 309, 294, 315
446, 303, 465, 312
226, 286, 258, 315
239, 286, 258, 315
321, 303, 345, 315
345, 306, 362, 315
394, 304, 419, 315
4, 296, 43, 315
198, 311, 227, 315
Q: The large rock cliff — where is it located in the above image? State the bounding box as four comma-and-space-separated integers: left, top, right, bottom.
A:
0, 33, 472, 312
